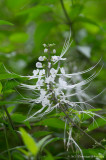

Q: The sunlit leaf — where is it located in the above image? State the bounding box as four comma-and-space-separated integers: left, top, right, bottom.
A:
20, 128, 38, 156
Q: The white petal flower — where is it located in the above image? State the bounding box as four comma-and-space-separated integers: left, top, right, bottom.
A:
40, 89, 46, 99
36, 79, 44, 86
44, 48, 48, 53
38, 56, 46, 61
43, 44, 47, 47
59, 78, 67, 89
42, 97, 50, 107
50, 68, 57, 76
36, 62, 42, 68
60, 67, 65, 75
33, 69, 39, 76
51, 56, 59, 62
53, 49, 56, 54
45, 76, 55, 84
39, 69, 45, 76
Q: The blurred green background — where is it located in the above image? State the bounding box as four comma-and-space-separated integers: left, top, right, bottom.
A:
0, 0, 106, 159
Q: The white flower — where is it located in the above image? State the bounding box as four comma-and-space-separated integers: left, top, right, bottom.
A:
53, 49, 56, 54
43, 44, 47, 47
40, 89, 46, 99
45, 76, 55, 84
38, 56, 46, 61
59, 78, 67, 89
42, 97, 50, 107
36, 62, 43, 68
50, 68, 57, 76
44, 48, 48, 53
60, 67, 65, 75
33, 69, 39, 76
51, 56, 59, 62
51, 56, 66, 62
36, 79, 44, 86
39, 69, 45, 76
48, 62, 51, 68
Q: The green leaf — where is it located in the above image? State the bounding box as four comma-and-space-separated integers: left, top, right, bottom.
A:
9, 33, 29, 43
87, 118, 106, 132
11, 114, 26, 123
33, 131, 52, 138
17, 5, 51, 22
82, 148, 105, 158
20, 128, 38, 156
11, 113, 30, 128
7, 106, 15, 113
6, 0, 30, 11
0, 82, 2, 94
37, 135, 51, 149
40, 137, 61, 152
75, 16, 101, 29
36, 118, 67, 129
44, 151, 54, 160
0, 101, 22, 106
17, 148, 29, 156
0, 63, 21, 80
0, 20, 14, 26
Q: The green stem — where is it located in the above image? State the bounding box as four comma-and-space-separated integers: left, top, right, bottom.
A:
3, 114, 12, 160
3, 105, 15, 130
60, 0, 72, 26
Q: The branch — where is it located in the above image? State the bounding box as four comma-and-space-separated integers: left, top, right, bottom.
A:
60, 0, 72, 26
59, 104, 105, 150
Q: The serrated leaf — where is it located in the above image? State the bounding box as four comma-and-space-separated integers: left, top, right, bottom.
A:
20, 128, 38, 156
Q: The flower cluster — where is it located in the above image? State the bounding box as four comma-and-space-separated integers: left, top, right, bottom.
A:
21, 42, 101, 121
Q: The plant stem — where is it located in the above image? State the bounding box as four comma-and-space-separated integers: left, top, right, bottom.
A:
59, 104, 105, 150
60, 0, 72, 26
3, 105, 15, 130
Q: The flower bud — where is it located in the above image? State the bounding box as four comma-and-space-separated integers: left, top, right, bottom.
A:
53, 49, 56, 54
